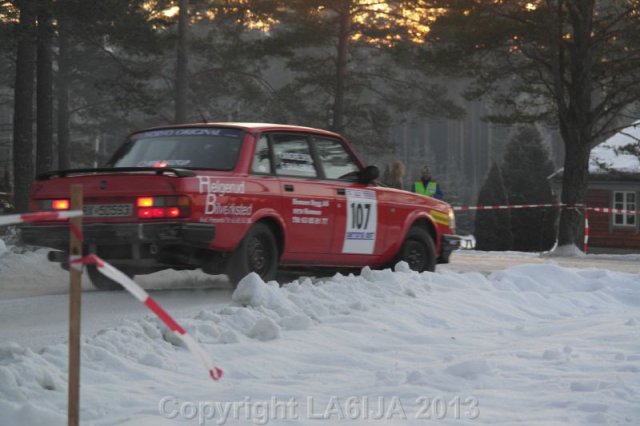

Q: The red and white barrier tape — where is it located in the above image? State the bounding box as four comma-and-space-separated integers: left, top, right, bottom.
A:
453, 203, 577, 211
583, 209, 590, 254
453, 203, 639, 215
0, 210, 83, 226
453, 203, 639, 254
70, 254, 223, 381
586, 207, 640, 215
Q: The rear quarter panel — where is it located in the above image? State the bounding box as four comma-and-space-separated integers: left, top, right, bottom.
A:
174, 131, 285, 252
174, 174, 282, 251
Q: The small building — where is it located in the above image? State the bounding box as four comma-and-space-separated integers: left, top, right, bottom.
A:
552, 123, 640, 253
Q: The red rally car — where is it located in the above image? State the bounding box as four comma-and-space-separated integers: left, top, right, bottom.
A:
21, 123, 460, 290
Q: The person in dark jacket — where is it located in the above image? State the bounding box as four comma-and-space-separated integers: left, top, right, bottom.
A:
412, 165, 443, 199
386, 160, 405, 190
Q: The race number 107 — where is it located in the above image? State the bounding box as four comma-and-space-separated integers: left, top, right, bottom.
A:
350, 202, 371, 230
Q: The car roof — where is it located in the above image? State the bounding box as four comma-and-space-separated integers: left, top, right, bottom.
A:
131, 122, 343, 139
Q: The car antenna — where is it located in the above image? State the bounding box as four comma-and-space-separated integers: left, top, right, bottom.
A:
197, 108, 209, 124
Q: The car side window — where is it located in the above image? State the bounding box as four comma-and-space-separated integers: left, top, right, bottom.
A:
272, 134, 318, 178
251, 136, 272, 174
314, 137, 359, 180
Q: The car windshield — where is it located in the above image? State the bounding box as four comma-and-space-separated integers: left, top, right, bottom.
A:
107, 128, 244, 170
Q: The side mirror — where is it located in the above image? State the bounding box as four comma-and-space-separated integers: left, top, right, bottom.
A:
358, 165, 379, 184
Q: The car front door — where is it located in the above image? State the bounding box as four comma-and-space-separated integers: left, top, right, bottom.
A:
311, 136, 388, 261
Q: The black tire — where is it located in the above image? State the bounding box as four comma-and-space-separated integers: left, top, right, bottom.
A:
87, 265, 125, 291
395, 227, 437, 272
226, 222, 279, 287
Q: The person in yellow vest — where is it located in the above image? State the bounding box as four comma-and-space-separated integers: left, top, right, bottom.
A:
413, 165, 443, 199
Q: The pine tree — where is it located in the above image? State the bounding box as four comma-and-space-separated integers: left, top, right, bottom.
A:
174, 0, 189, 124
427, 1, 640, 249
12, 0, 37, 212
46, 0, 172, 168
474, 162, 512, 251
0, 169, 10, 193
251, 0, 463, 155
36, 0, 54, 175
502, 125, 558, 252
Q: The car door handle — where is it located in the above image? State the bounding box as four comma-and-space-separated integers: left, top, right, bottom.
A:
336, 188, 345, 195
284, 184, 294, 192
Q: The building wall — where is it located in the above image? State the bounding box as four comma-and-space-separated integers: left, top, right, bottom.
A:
587, 183, 640, 250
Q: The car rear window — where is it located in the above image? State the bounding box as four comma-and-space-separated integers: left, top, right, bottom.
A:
107, 128, 244, 170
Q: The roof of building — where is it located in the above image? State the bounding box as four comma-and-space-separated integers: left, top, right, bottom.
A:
590, 121, 640, 174
549, 121, 640, 181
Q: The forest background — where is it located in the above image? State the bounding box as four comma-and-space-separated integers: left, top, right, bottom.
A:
1, 0, 639, 248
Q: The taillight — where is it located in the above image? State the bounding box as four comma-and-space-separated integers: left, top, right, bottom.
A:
52, 199, 70, 210
136, 196, 190, 219
37, 199, 70, 211
136, 197, 154, 207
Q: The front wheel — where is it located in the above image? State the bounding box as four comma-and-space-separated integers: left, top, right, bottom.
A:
226, 223, 279, 287
395, 227, 436, 272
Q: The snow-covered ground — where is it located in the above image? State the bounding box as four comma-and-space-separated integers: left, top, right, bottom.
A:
1, 241, 639, 425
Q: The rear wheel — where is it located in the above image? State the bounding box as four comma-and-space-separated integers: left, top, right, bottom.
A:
226, 223, 279, 287
87, 265, 127, 291
396, 227, 436, 272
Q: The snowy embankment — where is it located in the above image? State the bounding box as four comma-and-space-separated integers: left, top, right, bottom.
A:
0, 245, 639, 425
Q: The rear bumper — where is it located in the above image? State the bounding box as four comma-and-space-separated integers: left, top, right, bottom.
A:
20, 222, 215, 252
438, 234, 461, 264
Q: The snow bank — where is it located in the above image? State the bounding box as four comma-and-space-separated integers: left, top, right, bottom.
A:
0, 260, 638, 425
543, 244, 586, 258
0, 239, 81, 298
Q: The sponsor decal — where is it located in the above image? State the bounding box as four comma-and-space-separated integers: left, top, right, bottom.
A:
279, 152, 315, 173
137, 160, 192, 167
138, 128, 241, 139
197, 176, 252, 223
198, 177, 246, 195
291, 198, 330, 225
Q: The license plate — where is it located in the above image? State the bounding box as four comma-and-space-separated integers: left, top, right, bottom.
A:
83, 204, 132, 218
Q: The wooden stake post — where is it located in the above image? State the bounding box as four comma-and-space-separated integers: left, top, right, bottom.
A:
68, 185, 83, 426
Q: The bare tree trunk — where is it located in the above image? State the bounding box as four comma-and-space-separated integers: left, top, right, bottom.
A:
13, 0, 37, 212
57, 11, 71, 170
332, 2, 350, 133
557, 132, 591, 248
555, 0, 594, 249
36, 0, 54, 175
174, 0, 189, 124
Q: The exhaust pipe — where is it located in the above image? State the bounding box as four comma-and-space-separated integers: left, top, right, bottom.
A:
48, 250, 70, 271
48, 250, 67, 263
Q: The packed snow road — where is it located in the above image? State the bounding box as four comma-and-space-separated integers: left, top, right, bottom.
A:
0, 288, 232, 350
1, 245, 638, 300
1, 245, 638, 352
440, 249, 640, 274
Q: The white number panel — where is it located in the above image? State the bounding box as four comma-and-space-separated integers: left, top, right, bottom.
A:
342, 189, 378, 254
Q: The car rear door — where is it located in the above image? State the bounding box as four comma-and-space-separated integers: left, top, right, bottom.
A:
268, 132, 336, 259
